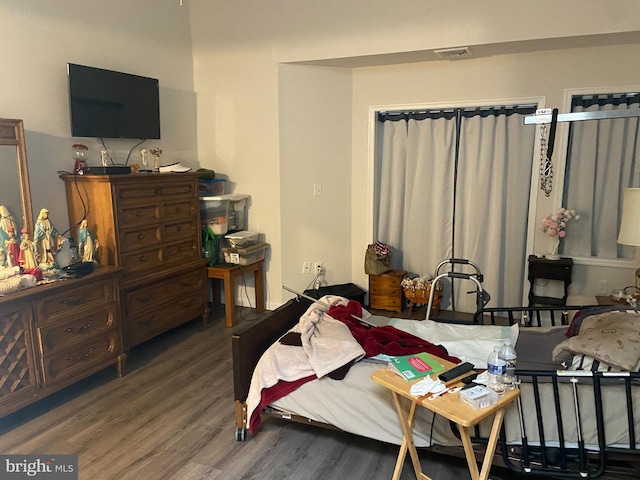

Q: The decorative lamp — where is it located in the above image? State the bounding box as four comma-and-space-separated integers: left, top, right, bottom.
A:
617, 188, 640, 292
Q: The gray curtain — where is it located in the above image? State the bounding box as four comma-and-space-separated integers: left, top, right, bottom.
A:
562, 95, 640, 259
376, 107, 535, 313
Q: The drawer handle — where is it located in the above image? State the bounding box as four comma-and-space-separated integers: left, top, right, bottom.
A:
66, 319, 94, 334
68, 347, 96, 362
138, 255, 146, 262
137, 233, 145, 240
61, 293, 90, 307
178, 280, 194, 287
136, 211, 144, 217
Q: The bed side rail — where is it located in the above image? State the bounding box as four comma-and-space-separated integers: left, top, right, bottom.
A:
231, 297, 311, 402
467, 370, 640, 478
473, 305, 601, 326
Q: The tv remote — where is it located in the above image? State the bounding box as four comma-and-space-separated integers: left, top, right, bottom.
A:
438, 362, 474, 382
461, 373, 478, 384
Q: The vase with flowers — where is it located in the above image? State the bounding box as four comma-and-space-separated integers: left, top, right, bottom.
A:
540, 207, 579, 260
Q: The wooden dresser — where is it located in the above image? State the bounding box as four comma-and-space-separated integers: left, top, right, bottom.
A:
0, 266, 124, 418
61, 173, 209, 350
368, 270, 406, 312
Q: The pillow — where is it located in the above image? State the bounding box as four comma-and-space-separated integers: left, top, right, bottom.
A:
565, 305, 629, 337
553, 310, 640, 371
390, 318, 518, 368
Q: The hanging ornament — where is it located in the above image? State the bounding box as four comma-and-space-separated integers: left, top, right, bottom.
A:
539, 124, 553, 197
538, 108, 558, 197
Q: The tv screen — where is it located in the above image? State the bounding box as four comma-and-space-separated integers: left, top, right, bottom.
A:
68, 63, 161, 139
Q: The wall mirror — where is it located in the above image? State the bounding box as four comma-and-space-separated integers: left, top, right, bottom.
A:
0, 118, 33, 239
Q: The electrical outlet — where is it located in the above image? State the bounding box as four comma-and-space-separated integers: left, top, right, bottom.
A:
302, 262, 311, 274
313, 183, 322, 197
314, 262, 323, 274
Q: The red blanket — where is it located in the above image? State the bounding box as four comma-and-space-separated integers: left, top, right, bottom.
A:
248, 300, 460, 434
328, 301, 460, 362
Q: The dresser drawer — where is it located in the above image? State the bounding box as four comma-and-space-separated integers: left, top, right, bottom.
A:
369, 271, 405, 288
35, 278, 115, 326
42, 330, 121, 386
163, 239, 200, 265
121, 246, 163, 276
163, 199, 197, 222
123, 268, 205, 317
118, 203, 161, 228
369, 294, 403, 312
39, 306, 118, 356
369, 284, 402, 296
119, 225, 162, 252
163, 219, 197, 243
115, 181, 196, 205
128, 291, 205, 346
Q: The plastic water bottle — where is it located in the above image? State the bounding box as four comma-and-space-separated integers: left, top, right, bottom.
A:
486, 346, 506, 397
500, 341, 517, 391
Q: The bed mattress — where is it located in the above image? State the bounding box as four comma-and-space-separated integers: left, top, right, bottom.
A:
271, 320, 640, 450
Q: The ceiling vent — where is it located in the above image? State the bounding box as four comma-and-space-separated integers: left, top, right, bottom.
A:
433, 46, 471, 59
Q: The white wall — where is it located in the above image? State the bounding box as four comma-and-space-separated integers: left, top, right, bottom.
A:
4, 1, 639, 308
0, 0, 196, 234
351, 44, 640, 298
190, 0, 640, 307
279, 65, 353, 296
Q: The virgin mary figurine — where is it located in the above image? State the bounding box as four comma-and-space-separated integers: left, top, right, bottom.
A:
33, 208, 62, 267
78, 219, 99, 263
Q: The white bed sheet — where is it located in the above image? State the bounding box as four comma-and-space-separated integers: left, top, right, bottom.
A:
270, 321, 640, 450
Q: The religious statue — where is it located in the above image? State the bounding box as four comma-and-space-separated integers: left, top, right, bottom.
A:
19, 227, 38, 270
4, 226, 20, 267
0, 205, 17, 243
33, 208, 62, 267
77, 219, 99, 263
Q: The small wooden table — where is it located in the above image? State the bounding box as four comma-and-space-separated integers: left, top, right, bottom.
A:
371, 368, 519, 480
207, 260, 265, 327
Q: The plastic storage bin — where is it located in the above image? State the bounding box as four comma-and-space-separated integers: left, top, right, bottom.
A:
221, 242, 268, 266
200, 194, 249, 235
199, 178, 227, 195
225, 231, 259, 248
459, 385, 498, 409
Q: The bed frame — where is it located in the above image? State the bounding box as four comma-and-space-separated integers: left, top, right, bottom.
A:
232, 299, 640, 479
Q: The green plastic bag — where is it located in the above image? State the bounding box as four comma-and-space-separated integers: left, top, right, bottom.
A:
202, 227, 219, 266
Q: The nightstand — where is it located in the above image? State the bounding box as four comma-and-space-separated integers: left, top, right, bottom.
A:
369, 270, 406, 312
527, 255, 573, 307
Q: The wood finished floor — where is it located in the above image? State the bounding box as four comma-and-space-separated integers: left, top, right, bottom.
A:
0, 304, 529, 480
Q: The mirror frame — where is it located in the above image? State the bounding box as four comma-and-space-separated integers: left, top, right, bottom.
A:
0, 118, 33, 236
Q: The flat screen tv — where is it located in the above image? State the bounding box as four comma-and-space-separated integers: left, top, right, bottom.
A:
68, 63, 161, 139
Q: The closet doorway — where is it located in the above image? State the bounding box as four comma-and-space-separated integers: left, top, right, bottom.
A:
374, 102, 538, 314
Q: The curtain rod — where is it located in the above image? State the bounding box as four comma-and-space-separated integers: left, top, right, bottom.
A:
379, 103, 537, 116
524, 108, 640, 125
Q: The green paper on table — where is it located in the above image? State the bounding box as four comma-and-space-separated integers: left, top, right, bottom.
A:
388, 352, 445, 380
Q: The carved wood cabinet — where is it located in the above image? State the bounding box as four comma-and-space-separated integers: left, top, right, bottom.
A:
61, 173, 208, 350
0, 266, 124, 418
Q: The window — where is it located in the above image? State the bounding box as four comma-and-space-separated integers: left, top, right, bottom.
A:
375, 104, 536, 312
561, 93, 640, 261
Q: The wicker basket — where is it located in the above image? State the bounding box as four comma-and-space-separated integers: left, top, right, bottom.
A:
403, 284, 442, 313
